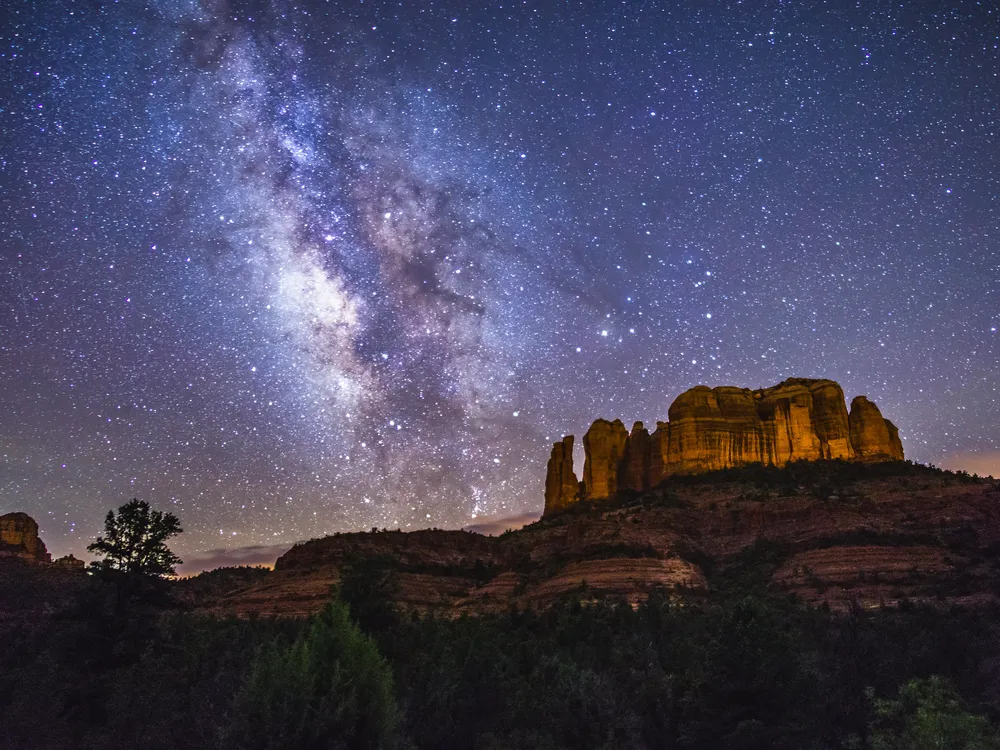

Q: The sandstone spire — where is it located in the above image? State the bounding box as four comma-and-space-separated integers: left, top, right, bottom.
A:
543, 435, 580, 515
666, 385, 764, 474
542, 378, 905, 516
582, 418, 628, 500
756, 380, 823, 465
849, 396, 905, 461
647, 421, 670, 489
807, 380, 855, 460
620, 422, 651, 492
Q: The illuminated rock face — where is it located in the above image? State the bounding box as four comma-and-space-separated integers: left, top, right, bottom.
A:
849, 396, 905, 461
807, 380, 856, 460
666, 385, 765, 475
621, 422, 651, 492
544, 378, 905, 509
582, 418, 628, 500
543, 436, 580, 516
648, 422, 670, 489
0, 512, 51, 563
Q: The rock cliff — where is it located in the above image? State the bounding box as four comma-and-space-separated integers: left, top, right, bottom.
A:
621, 422, 651, 492
547, 378, 904, 508
849, 396, 905, 461
0, 512, 51, 563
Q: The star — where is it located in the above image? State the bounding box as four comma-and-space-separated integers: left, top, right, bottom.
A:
0, 0, 996, 570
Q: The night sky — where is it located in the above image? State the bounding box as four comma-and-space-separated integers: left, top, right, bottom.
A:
2, 1, 998, 568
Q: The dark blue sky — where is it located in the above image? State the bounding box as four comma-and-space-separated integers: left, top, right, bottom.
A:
2, 0, 997, 565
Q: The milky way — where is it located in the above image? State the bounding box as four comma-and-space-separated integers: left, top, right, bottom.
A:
2, 1, 998, 566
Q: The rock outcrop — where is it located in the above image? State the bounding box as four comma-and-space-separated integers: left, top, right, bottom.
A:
808, 380, 856, 459
849, 396, 905, 461
544, 378, 904, 509
621, 422, 651, 492
0, 512, 50, 563
648, 422, 670, 488
666, 385, 765, 475
543, 436, 580, 516
54, 554, 86, 570
0, 513, 84, 572
582, 419, 628, 500
197, 463, 1000, 618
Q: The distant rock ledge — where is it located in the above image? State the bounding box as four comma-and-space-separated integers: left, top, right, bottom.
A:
0, 512, 51, 563
0, 512, 83, 568
544, 378, 903, 516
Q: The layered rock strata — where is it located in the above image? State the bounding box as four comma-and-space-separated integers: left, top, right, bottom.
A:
546, 378, 904, 510
195, 466, 1000, 618
0, 513, 85, 571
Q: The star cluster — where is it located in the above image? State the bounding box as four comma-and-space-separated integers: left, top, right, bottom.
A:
1, 1, 997, 564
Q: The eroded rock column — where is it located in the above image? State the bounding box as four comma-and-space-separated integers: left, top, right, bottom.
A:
0, 512, 51, 563
544, 436, 580, 515
582, 419, 628, 500
807, 380, 856, 460
621, 422, 651, 492
757, 381, 822, 465
849, 396, 904, 460
647, 421, 670, 488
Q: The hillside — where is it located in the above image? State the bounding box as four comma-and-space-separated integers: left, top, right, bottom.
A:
199, 461, 1000, 618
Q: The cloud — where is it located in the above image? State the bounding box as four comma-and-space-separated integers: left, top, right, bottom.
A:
178, 542, 294, 575
463, 512, 540, 537
939, 451, 1000, 479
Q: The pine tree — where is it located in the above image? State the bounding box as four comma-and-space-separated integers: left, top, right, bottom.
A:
87, 498, 183, 577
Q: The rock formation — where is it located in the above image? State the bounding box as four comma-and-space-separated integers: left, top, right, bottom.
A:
543, 436, 580, 515
756, 381, 823, 465
544, 378, 904, 510
0, 512, 50, 563
621, 422, 651, 492
849, 396, 905, 461
666, 385, 765, 475
199, 463, 1000, 618
582, 419, 628, 500
808, 380, 856, 459
54, 554, 86, 570
647, 422, 670, 489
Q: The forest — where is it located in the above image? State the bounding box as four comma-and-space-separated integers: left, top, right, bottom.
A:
2, 551, 999, 749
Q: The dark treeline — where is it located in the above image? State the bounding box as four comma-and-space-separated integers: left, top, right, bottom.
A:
2, 564, 1000, 750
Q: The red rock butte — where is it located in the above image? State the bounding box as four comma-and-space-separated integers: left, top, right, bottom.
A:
0, 512, 51, 563
544, 378, 903, 516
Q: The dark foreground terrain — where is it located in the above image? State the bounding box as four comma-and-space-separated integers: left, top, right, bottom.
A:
2, 461, 1000, 749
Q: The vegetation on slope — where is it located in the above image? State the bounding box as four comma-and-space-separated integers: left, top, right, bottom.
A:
2, 568, 999, 748
2, 462, 998, 748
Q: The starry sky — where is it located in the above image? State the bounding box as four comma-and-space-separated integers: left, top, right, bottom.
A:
2, 0, 998, 568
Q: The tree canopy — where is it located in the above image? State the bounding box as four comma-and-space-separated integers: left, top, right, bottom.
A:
87, 498, 183, 577
221, 600, 400, 750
